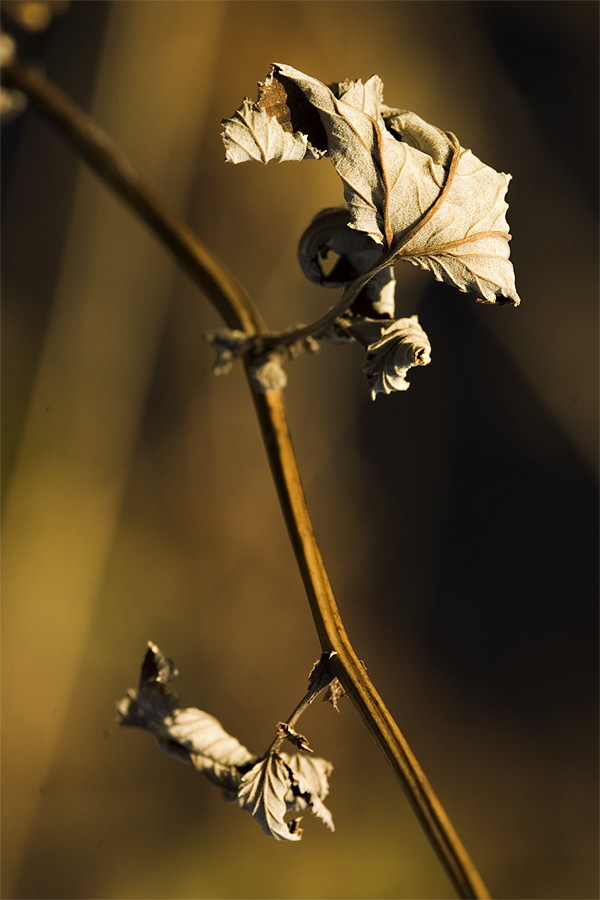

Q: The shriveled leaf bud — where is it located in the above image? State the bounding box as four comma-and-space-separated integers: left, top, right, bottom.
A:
342, 314, 431, 399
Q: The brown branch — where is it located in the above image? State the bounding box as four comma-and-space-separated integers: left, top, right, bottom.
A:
251, 389, 490, 899
1, 55, 266, 337
2, 53, 490, 900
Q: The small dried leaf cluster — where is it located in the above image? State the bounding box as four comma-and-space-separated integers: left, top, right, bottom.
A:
217, 63, 520, 398
117, 643, 341, 841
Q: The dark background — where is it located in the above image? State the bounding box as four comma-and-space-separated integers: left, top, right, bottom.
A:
2, 2, 598, 898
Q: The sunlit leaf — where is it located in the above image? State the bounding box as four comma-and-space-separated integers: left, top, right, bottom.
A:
117, 643, 258, 797
238, 750, 335, 840
339, 314, 432, 399
238, 754, 302, 841
223, 64, 520, 306
282, 752, 335, 832
221, 71, 326, 164
118, 645, 335, 836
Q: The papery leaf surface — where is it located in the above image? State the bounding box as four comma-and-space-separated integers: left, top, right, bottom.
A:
381, 108, 520, 302
168, 708, 258, 794
237, 750, 335, 840
281, 752, 335, 832
223, 64, 520, 306
221, 71, 326, 164
341, 314, 431, 399
282, 752, 333, 802
274, 63, 444, 251
117, 643, 258, 796
238, 754, 302, 841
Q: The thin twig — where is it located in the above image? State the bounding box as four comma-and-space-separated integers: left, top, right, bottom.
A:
266, 688, 321, 757
2, 54, 490, 900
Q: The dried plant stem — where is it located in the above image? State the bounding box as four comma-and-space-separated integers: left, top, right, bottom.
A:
252, 389, 490, 899
267, 686, 321, 757
2, 55, 490, 900
1, 56, 266, 337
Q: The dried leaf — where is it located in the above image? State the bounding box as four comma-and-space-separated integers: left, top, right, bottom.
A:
340, 314, 432, 399
298, 207, 396, 317
322, 678, 346, 712
117, 643, 258, 797
118, 644, 335, 839
381, 107, 453, 166
238, 754, 302, 841
380, 108, 519, 302
221, 70, 326, 164
238, 751, 335, 841
276, 722, 313, 753
306, 650, 337, 694
273, 65, 444, 251
223, 64, 520, 306
282, 752, 335, 832
282, 752, 333, 804
136, 641, 179, 722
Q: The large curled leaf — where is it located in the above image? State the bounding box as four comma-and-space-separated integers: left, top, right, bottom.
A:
298, 207, 396, 318
273, 64, 444, 252
383, 111, 518, 304
222, 64, 520, 306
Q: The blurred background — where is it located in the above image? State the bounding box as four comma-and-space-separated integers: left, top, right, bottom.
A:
1, 2, 598, 898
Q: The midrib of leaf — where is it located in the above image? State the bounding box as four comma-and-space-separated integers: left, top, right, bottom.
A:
398, 230, 511, 257
374, 118, 395, 248
390, 132, 461, 256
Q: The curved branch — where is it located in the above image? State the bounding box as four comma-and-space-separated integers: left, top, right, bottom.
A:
2, 53, 490, 900
250, 389, 490, 899
1, 55, 266, 337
